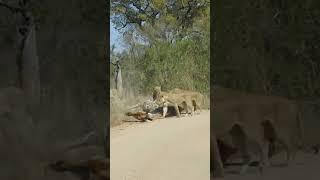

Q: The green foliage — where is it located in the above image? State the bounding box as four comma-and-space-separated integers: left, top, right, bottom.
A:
110, 1, 209, 96
144, 40, 208, 93
213, 0, 320, 99
111, 0, 209, 31
116, 38, 209, 95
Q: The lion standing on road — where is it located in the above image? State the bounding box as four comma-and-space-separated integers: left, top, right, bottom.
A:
152, 86, 205, 117
212, 86, 304, 175
168, 88, 206, 112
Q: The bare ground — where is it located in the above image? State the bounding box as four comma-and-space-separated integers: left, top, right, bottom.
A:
215, 149, 320, 180
111, 111, 210, 180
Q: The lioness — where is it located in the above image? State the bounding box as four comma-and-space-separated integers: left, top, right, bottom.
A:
212, 118, 294, 177
168, 88, 206, 112
153, 86, 193, 117
153, 86, 204, 117
214, 121, 281, 169
212, 86, 303, 174
212, 134, 224, 177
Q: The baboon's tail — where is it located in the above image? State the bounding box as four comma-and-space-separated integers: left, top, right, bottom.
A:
125, 112, 133, 116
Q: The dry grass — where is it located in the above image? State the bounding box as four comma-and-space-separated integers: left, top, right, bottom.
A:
110, 88, 150, 127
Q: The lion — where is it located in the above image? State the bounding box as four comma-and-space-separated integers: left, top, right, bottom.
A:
229, 122, 279, 174
213, 121, 283, 175
216, 138, 238, 166
212, 86, 304, 175
214, 119, 295, 176
212, 134, 225, 177
153, 86, 193, 117
214, 121, 266, 175
153, 86, 205, 117
168, 88, 206, 112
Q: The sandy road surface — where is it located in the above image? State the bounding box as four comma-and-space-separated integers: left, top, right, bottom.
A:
215, 149, 320, 180
111, 111, 210, 180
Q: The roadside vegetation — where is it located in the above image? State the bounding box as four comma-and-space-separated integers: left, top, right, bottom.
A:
110, 0, 210, 126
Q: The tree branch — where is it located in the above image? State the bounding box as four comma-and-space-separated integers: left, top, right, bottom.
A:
131, 1, 145, 13
0, 2, 23, 13
116, 21, 129, 30
145, 0, 150, 11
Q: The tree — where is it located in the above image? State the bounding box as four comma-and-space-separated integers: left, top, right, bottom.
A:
109, 0, 210, 96
213, 0, 320, 99
111, 59, 123, 97
0, 0, 40, 118
110, 45, 124, 97
111, 0, 209, 40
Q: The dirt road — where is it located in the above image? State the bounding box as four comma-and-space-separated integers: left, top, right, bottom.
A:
217, 151, 320, 180
111, 111, 210, 180
213, 143, 320, 180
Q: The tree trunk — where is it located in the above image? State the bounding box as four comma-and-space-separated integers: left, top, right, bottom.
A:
115, 63, 123, 97
16, 12, 40, 118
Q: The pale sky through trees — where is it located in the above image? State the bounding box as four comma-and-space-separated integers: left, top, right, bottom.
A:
110, 22, 125, 53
